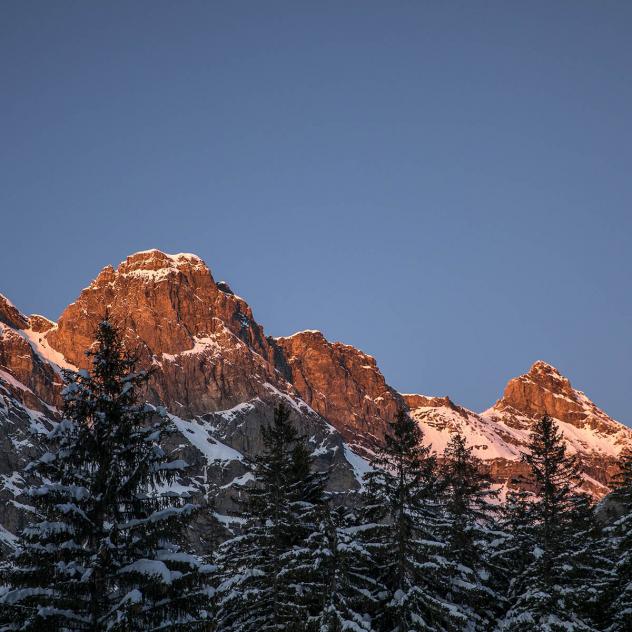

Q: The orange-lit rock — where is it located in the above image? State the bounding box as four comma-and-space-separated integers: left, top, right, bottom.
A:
1, 250, 631, 517
44, 250, 288, 417
274, 330, 403, 445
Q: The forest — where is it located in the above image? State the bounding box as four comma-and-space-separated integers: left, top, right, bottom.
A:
0, 320, 630, 632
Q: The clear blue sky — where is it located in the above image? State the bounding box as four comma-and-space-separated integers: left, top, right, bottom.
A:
1, 2, 631, 422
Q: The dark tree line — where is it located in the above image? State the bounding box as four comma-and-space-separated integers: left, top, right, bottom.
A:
1, 319, 631, 631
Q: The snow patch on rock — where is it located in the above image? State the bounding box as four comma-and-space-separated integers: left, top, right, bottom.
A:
169, 414, 244, 464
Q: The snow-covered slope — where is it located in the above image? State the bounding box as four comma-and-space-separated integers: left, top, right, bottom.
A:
404, 362, 632, 496
404, 395, 522, 461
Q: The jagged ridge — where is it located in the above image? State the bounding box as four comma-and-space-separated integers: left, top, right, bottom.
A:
1, 248, 630, 549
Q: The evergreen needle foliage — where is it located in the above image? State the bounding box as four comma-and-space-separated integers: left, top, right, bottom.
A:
0, 319, 211, 631
3, 337, 630, 632
216, 402, 327, 632
358, 410, 465, 632
603, 448, 632, 631
441, 433, 501, 629
498, 416, 599, 631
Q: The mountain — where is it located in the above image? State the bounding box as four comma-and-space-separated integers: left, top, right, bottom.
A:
0, 251, 361, 549
1, 249, 630, 548
405, 360, 630, 496
274, 330, 631, 496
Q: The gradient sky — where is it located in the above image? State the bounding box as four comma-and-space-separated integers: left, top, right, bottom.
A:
1, 2, 631, 423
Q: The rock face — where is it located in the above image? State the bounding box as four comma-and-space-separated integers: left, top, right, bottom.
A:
48, 251, 270, 365
0, 312, 62, 413
492, 361, 620, 433
0, 295, 29, 331
1, 249, 631, 548
44, 250, 290, 418
0, 388, 47, 546
0, 301, 61, 547
273, 330, 403, 447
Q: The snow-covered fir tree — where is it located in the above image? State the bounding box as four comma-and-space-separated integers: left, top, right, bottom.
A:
489, 487, 533, 610
602, 448, 632, 631
216, 402, 326, 632
497, 416, 597, 632
358, 410, 464, 632
283, 439, 332, 626
291, 503, 378, 631
440, 432, 501, 630
564, 493, 612, 630
0, 319, 212, 631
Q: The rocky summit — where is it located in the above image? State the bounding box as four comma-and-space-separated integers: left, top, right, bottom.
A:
1, 249, 630, 548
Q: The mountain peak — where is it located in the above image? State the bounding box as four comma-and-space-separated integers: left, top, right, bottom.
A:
117, 249, 208, 277
490, 360, 613, 431
43, 250, 277, 411
529, 359, 562, 375
527, 359, 571, 382
125, 248, 204, 263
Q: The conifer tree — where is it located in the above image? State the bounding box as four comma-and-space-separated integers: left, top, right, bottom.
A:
489, 487, 533, 607
564, 493, 611, 630
0, 319, 211, 631
440, 432, 500, 629
292, 503, 378, 631
498, 416, 596, 631
216, 402, 326, 632
358, 410, 464, 632
602, 448, 632, 631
